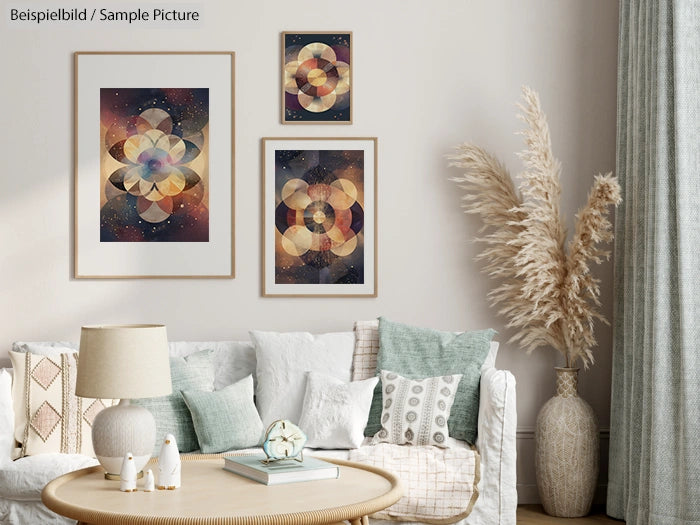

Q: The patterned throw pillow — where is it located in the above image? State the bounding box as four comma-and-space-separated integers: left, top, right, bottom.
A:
365, 318, 494, 444
9, 350, 116, 458
373, 370, 462, 448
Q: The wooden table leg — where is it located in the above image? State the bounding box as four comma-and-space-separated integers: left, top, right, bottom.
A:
347, 517, 369, 525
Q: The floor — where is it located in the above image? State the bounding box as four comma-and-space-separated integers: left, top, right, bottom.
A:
517, 505, 624, 524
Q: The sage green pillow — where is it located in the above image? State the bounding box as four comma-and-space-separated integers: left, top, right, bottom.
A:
133, 349, 215, 455
182, 375, 263, 454
364, 318, 495, 444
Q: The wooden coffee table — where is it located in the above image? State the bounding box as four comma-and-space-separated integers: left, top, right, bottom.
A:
42, 455, 402, 525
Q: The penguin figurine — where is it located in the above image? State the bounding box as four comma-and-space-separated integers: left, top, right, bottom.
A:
119, 452, 137, 492
143, 469, 155, 492
157, 433, 181, 490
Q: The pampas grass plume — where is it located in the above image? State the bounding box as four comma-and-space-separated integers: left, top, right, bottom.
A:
448, 87, 621, 368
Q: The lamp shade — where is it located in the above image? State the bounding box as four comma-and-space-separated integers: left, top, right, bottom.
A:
76, 324, 172, 400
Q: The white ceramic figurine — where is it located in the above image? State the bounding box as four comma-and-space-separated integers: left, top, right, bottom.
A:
157, 433, 181, 490
119, 452, 137, 492
143, 469, 155, 492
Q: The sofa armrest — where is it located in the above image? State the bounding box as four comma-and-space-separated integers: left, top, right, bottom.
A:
0, 369, 15, 466
468, 366, 517, 525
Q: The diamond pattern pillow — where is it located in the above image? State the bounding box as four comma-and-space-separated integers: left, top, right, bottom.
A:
9, 349, 116, 458
372, 370, 462, 448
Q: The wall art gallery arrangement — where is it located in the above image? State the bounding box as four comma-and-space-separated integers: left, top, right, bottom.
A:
73, 36, 370, 295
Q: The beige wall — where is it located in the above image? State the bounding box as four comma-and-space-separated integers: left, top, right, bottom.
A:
0, 0, 619, 503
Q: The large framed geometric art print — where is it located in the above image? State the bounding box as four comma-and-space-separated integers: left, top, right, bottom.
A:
262, 138, 376, 296
74, 52, 234, 278
282, 32, 352, 124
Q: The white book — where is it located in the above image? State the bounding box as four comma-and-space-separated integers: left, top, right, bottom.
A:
223, 454, 339, 485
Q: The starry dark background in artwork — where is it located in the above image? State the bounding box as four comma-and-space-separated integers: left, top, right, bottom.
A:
100, 88, 209, 242
284, 33, 351, 123
274, 149, 365, 285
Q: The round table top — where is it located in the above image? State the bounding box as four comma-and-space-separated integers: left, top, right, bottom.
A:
42, 455, 403, 525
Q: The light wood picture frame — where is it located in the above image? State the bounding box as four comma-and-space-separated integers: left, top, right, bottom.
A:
281, 32, 352, 124
74, 52, 235, 279
262, 137, 377, 297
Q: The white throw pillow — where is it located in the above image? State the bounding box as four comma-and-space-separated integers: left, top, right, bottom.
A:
11, 342, 78, 356
372, 370, 462, 448
251, 331, 354, 428
298, 371, 378, 449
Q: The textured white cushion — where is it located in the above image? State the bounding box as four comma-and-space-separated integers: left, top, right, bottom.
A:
251, 331, 354, 427
298, 372, 378, 449
372, 370, 462, 447
0, 370, 14, 465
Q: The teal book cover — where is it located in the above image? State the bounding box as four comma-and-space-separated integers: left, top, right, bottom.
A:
223, 454, 339, 485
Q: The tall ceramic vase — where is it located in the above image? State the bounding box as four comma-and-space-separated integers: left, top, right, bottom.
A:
535, 367, 599, 517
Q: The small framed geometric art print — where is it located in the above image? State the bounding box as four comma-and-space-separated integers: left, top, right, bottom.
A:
74, 52, 235, 278
262, 138, 376, 296
282, 32, 352, 124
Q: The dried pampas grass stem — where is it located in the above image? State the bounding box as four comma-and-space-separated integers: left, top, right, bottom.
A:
448, 87, 621, 368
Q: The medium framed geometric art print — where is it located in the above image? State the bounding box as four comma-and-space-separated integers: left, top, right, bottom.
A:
262, 138, 376, 296
74, 52, 235, 278
282, 32, 352, 124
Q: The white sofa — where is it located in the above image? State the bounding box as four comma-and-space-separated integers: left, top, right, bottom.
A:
0, 334, 516, 525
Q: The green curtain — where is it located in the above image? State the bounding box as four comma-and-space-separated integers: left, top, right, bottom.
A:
608, 1, 700, 524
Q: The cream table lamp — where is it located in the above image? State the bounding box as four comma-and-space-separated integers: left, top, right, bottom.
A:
76, 324, 172, 479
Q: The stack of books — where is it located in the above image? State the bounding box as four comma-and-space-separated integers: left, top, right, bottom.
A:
223, 455, 339, 485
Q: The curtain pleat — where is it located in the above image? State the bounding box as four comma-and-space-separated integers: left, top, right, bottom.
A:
608, 1, 700, 524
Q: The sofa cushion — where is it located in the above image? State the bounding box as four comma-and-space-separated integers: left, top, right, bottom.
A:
353, 320, 500, 380
182, 375, 263, 454
372, 370, 462, 447
365, 318, 495, 444
298, 371, 378, 449
9, 350, 116, 458
251, 330, 354, 428
0, 454, 98, 501
133, 349, 215, 455
167, 341, 256, 391
12, 342, 79, 354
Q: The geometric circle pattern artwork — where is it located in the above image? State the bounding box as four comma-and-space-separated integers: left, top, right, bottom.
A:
100, 88, 209, 242
274, 149, 365, 285
283, 33, 351, 122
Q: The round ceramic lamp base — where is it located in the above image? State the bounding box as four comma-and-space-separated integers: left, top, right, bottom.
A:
92, 400, 156, 479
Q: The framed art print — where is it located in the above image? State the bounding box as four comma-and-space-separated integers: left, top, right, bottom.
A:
262, 138, 376, 296
282, 32, 352, 124
74, 52, 235, 278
